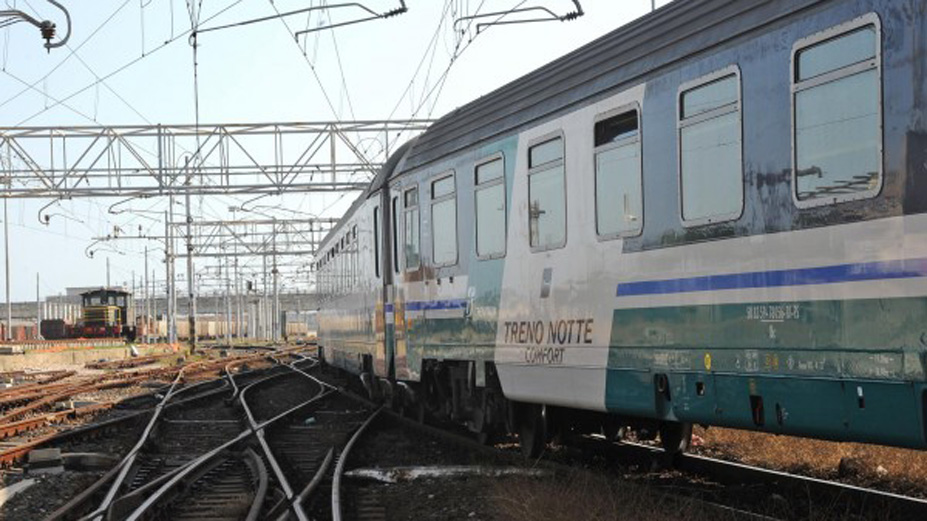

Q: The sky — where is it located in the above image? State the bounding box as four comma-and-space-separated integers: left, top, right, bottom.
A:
0, 0, 671, 302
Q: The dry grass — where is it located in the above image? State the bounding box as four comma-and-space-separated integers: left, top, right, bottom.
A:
491, 469, 736, 521
694, 426, 927, 495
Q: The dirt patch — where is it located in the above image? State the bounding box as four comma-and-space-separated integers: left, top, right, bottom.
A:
491, 469, 742, 521
692, 426, 927, 497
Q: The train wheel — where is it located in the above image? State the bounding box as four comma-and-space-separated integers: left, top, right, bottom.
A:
602, 416, 628, 442
517, 403, 547, 458
659, 421, 692, 455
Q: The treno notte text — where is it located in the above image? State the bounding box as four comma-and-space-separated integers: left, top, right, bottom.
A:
503, 319, 594, 345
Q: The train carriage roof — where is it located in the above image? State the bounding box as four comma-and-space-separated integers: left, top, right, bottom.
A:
396, 0, 825, 174
317, 0, 830, 254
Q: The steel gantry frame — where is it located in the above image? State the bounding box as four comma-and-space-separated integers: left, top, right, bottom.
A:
0, 119, 430, 348
0, 120, 430, 199
90, 217, 337, 344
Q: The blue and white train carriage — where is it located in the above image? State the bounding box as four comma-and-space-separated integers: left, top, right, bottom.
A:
316, 0, 927, 456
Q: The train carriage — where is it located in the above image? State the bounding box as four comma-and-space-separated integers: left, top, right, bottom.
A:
317, 0, 927, 455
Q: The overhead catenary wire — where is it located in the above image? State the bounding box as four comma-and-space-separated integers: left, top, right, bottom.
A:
13, 0, 246, 126
327, 6, 357, 123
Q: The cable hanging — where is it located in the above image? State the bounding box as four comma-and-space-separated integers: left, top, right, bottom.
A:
453, 0, 582, 34
0, 0, 70, 52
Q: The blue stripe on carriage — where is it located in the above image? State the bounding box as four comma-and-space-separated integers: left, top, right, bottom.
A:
384, 299, 468, 312
616, 258, 927, 297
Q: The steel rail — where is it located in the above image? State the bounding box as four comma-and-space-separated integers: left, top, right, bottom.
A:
238, 367, 321, 521
676, 449, 927, 515
40, 356, 284, 521
39, 349, 306, 520
76, 354, 277, 521
285, 448, 334, 521
123, 358, 328, 521
119, 430, 253, 521
244, 447, 270, 521
574, 435, 927, 519
331, 406, 383, 521
81, 361, 226, 521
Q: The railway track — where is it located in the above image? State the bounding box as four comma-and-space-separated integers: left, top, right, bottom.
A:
48, 353, 338, 521
308, 365, 927, 521
556, 433, 927, 520
126, 356, 380, 521
29, 350, 924, 521
0, 350, 292, 467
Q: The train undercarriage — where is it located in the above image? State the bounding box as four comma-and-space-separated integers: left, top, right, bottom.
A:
324, 349, 692, 458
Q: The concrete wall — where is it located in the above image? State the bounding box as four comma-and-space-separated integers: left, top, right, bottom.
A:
0, 344, 179, 372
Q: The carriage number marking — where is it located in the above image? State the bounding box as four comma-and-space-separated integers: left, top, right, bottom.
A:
745, 304, 800, 322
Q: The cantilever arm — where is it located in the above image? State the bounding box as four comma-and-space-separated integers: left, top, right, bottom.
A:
453, 0, 583, 34
0, 0, 71, 51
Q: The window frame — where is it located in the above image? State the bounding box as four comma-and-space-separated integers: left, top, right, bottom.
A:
402, 185, 421, 272
373, 205, 380, 279
474, 153, 507, 260
429, 170, 458, 267
790, 13, 883, 209
351, 224, 358, 289
593, 103, 644, 241
676, 65, 744, 228
527, 131, 568, 253
391, 195, 400, 275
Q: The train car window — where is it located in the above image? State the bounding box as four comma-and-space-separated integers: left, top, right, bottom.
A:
431, 172, 458, 266
475, 155, 506, 259
403, 187, 421, 270
354, 235, 359, 287
528, 135, 566, 251
595, 107, 642, 239
678, 67, 743, 225
792, 17, 881, 207
373, 206, 380, 279
391, 195, 399, 274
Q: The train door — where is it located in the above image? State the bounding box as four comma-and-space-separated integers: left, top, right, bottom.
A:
389, 188, 413, 380
373, 203, 389, 377
380, 190, 398, 380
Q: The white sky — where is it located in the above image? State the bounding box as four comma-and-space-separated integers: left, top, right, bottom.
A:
0, 0, 670, 301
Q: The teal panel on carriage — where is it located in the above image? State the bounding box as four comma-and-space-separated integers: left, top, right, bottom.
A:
385, 321, 395, 377
402, 137, 517, 383
604, 296, 927, 448
606, 297, 927, 379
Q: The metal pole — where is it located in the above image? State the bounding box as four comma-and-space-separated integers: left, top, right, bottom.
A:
168, 203, 177, 344
4, 198, 11, 341
234, 256, 241, 338
262, 255, 268, 340
144, 246, 149, 344
164, 209, 173, 344
151, 268, 156, 343
224, 259, 232, 346
185, 190, 197, 351
106, 257, 111, 287
35, 272, 40, 339
272, 221, 279, 343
